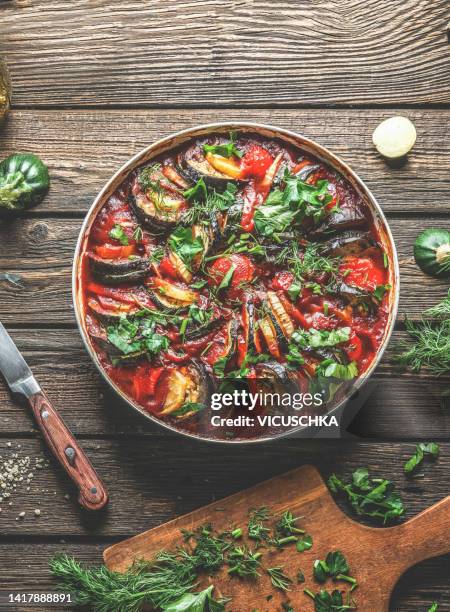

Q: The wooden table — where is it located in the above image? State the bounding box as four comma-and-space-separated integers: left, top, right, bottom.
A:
0, 1, 449, 610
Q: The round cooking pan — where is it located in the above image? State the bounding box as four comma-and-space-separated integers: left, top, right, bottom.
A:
73, 122, 400, 444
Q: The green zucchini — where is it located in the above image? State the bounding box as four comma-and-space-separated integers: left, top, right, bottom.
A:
414, 228, 450, 278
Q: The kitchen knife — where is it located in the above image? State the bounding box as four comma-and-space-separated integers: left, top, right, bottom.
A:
0, 321, 108, 511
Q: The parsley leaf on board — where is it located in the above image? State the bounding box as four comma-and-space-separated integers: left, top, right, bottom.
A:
404, 442, 440, 476
327, 468, 405, 524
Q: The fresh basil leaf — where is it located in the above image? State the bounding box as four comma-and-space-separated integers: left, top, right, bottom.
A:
218, 263, 236, 290
145, 333, 169, 355
191, 279, 208, 289
373, 284, 391, 301
168, 227, 204, 271
290, 327, 350, 350
316, 360, 358, 380
404, 442, 440, 475
203, 132, 243, 159
108, 224, 129, 246
183, 178, 208, 202
287, 282, 301, 301
213, 356, 229, 377
162, 585, 224, 612
172, 402, 205, 418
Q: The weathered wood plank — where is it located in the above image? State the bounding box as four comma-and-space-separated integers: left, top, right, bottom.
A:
0, 542, 448, 612
2, 1, 449, 107
0, 109, 449, 214
0, 327, 448, 439
0, 439, 448, 537
0, 216, 448, 325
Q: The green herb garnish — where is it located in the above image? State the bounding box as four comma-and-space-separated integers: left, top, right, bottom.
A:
227, 547, 262, 578
404, 442, 440, 476
218, 264, 236, 290
304, 588, 357, 611
266, 566, 292, 591
203, 132, 243, 159
328, 468, 405, 524
108, 224, 129, 246
247, 507, 271, 542
168, 226, 204, 272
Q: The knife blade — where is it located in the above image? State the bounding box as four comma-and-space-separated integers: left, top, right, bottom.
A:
0, 320, 108, 511
0, 321, 41, 397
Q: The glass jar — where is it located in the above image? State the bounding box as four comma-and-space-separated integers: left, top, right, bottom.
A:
0, 58, 11, 123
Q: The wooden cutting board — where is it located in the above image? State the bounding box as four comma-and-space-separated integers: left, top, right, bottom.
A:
104, 466, 450, 611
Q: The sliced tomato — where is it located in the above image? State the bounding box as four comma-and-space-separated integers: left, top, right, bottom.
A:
346, 332, 363, 361
158, 255, 179, 280
240, 153, 283, 231
271, 271, 294, 291
291, 158, 314, 174
208, 254, 255, 288
96, 296, 134, 312
339, 256, 385, 291
86, 282, 138, 304
95, 244, 137, 259
240, 144, 273, 180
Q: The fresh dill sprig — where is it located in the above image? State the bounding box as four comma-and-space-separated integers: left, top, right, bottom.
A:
247, 506, 271, 542
49, 554, 196, 612
182, 182, 237, 226
275, 241, 340, 287
395, 318, 450, 375
266, 566, 292, 591
423, 289, 450, 320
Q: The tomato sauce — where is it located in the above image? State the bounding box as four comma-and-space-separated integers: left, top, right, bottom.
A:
80, 132, 393, 440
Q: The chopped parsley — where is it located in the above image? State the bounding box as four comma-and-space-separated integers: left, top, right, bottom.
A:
203, 131, 243, 159
328, 468, 405, 524
108, 224, 129, 246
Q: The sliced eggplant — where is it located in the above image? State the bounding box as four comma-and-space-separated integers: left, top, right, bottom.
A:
253, 361, 299, 397
88, 253, 149, 286
87, 297, 139, 324
130, 176, 186, 233
177, 143, 245, 191
329, 281, 370, 306
319, 231, 375, 257
293, 164, 320, 181
159, 360, 214, 418
267, 291, 295, 339
311, 205, 368, 239
149, 278, 198, 311
85, 313, 146, 363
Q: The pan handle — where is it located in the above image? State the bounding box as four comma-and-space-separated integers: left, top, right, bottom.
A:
29, 390, 109, 511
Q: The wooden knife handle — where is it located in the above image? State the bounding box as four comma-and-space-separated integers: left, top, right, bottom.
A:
29, 390, 109, 511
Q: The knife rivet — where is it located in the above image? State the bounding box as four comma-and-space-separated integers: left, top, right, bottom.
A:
91, 487, 97, 494
65, 447, 76, 465
42, 411, 49, 419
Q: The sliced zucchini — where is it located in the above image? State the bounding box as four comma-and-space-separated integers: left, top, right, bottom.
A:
149, 278, 198, 310
267, 291, 295, 339
320, 231, 375, 257
87, 298, 139, 323
168, 249, 193, 284
130, 176, 185, 233
259, 316, 281, 359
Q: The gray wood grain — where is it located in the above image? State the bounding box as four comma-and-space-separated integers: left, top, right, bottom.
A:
1, 1, 450, 107
0, 438, 448, 535
0, 109, 449, 214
